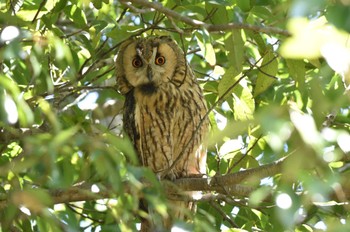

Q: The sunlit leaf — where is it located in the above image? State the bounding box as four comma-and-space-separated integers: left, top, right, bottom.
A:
64, 5, 87, 27
254, 47, 278, 96
233, 83, 255, 121
0, 75, 34, 126
280, 17, 350, 59
196, 31, 216, 66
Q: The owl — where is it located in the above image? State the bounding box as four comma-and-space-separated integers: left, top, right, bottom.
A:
115, 36, 209, 230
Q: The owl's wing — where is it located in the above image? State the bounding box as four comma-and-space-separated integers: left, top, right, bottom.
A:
123, 90, 140, 158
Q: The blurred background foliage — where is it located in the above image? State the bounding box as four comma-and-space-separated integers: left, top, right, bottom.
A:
0, 0, 350, 231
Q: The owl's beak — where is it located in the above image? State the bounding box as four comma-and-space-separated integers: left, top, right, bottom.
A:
147, 66, 152, 81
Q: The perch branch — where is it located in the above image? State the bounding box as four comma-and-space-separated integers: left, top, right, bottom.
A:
120, 0, 290, 36
172, 157, 285, 193
0, 158, 285, 210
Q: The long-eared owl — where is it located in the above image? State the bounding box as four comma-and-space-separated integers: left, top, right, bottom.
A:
115, 36, 209, 229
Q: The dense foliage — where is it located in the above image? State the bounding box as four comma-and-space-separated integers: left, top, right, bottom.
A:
1, 0, 350, 231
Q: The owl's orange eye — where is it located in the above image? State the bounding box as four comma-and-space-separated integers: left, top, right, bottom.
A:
155, 56, 166, 65
132, 57, 143, 68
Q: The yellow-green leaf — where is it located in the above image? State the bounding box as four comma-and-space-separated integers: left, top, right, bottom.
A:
218, 67, 254, 120
233, 81, 255, 121
196, 31, 216, 66
254, 48, 278, 97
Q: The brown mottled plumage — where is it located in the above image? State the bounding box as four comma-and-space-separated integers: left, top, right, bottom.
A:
115, 36, 208, 231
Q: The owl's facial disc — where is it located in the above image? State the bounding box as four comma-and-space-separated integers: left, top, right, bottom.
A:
123, 39, 177, 92
132, 46, 166, 84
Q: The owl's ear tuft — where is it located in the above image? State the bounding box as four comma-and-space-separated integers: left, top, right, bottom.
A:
159, 35, 173, 43
159, 35, 171, 39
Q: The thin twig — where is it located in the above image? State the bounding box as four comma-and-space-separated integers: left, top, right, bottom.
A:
66, 204, 104, 223
117, 7, 128, 23
32, 0, 47, 23
209, 201, 238, 228
227, 134, 263, 173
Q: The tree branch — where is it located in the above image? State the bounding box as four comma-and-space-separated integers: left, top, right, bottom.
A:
120, 0, 290, 36
0, 158, 285, 210
172, 157, 284, 194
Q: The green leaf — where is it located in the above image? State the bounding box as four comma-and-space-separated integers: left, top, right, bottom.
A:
53, 0, 68, 12
92, 0, 103, 9
107, 26, 141, 42
218, 67, 254, 120
237, 0, 252, 12
205, 3, 229, 24
196, 31, 216, 66
37, 99, 60, 131
36, 216, 60, 231
254, 47, 278, 96
249, 186, 271, 206
0, 75, 34, 126
64, 5, 87, 27
232, 81, 255, 121
326, 4, 350, 33
224, 30, 244, 74
250, 6, 273, 20
245, 30, 267, 54
286, 59, 305, 89
218, 67, 241, 98
0, 88, 7, 123
52, 126, 79, 146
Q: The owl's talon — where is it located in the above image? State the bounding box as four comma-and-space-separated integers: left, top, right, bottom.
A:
157, 170, 177, 181
165, 172, 177, 181
156, 173, 162, 181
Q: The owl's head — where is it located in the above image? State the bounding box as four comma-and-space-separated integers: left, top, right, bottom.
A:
116, 36, 186, 95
